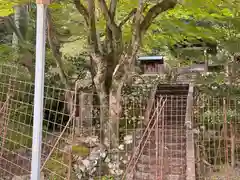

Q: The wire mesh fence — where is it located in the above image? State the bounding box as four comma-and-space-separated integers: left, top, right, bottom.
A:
0, 63, 240, 180
194, 94, 240, 180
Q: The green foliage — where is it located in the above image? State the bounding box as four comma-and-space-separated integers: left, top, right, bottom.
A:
100, 175, 114, 180
45, 152, 67, 179
202, 108, 237, 124
72, 145, 90, 157
0, 0, 29, 16
0, 45, 13, 62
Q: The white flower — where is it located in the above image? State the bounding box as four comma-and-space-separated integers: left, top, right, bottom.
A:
104, 157, 110, 163
100, 151, 107, 158
104, 137, 110, 147
108, 163, 113, 168
118, 144, 124, 150
85, 136, 98, 144
122, 159, 128, 164
82, 159, 90, 167
115, 169, 123, 176
109, 169, 115, 175
124, 135, 133, 144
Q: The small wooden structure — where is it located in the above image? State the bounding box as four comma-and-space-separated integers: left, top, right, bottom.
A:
138, 56, 164, 74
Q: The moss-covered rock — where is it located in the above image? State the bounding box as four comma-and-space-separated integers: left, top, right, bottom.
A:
72, 144, 90, 157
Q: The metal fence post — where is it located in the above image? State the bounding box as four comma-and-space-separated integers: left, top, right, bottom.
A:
30, 0, 50, 180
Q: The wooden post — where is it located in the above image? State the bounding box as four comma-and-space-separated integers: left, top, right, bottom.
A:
36, 0, 51, 4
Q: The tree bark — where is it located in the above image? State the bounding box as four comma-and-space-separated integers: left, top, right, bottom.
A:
10, 5, 34, 78
46, 8, 69, 88
109, 80, 124, 148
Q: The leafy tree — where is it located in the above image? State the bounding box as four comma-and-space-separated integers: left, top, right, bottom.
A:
51, 0, 179, 148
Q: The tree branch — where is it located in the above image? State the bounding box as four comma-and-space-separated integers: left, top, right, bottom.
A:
87, 0, 100, 53
119, 8, 137, 27
73, 0, 89, 26
98, 0, 119, 34
105, 0, 118, 51
140, 0, 178, 34
6, 16, 24, 43
109, 0, 117, 18
46, 9, 69, 88
128, 0, 144, 55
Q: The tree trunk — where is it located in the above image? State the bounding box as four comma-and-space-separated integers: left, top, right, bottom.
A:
12, 5, 21, 52
109, 84, 123, 148
92, 53, 123, 149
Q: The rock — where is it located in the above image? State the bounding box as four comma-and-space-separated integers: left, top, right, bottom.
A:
2, 176, 12, 180
12, 173, 44, 180
72, 145, 108, 179
206, 165, 240, 180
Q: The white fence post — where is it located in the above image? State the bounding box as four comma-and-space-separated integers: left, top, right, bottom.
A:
30, 0, 50, 180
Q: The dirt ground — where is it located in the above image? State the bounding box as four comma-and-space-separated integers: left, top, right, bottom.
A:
205, 165, 240, 180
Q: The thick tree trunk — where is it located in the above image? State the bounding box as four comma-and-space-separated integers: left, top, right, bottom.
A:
95, 86, 119, 148
109, 83, 123, 148
92, 54, 117, 148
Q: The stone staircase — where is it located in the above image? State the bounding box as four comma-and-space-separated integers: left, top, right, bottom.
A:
129, 84, 189, 180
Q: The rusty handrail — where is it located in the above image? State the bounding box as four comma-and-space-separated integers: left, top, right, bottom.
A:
121, 97, 167, 180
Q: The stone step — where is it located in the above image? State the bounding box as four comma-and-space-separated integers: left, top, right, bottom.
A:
167, 174, 187, 180
160, 112, 187, 115
158, 124, 186, 127
153, 101, 187, 106
135, 149, 186, 159
135, 139, 186, 146
160, 116, 186, 121
140, 147, 165, 155
133, 171, 167, 180
165, 142, 186, 149
156, 91, 188, 96
137, 155, 169, 165
136, 128, 186, 134
168, 158, 186, 166
137, 129, 186, 137
161, 103, 187, 107
163, 102, 188, 104
169, 149, 186, 158
168, 164, 186, 175
137, 138, 186, 148
136, 163, 166, 173
136, 157, 186, 167
160, 119, 186, 123
164, 135, 186, 142
145, 125, 186, 130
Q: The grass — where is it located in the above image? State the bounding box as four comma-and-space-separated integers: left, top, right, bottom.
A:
0, 104, 49, 151
45, 152, 68, 180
